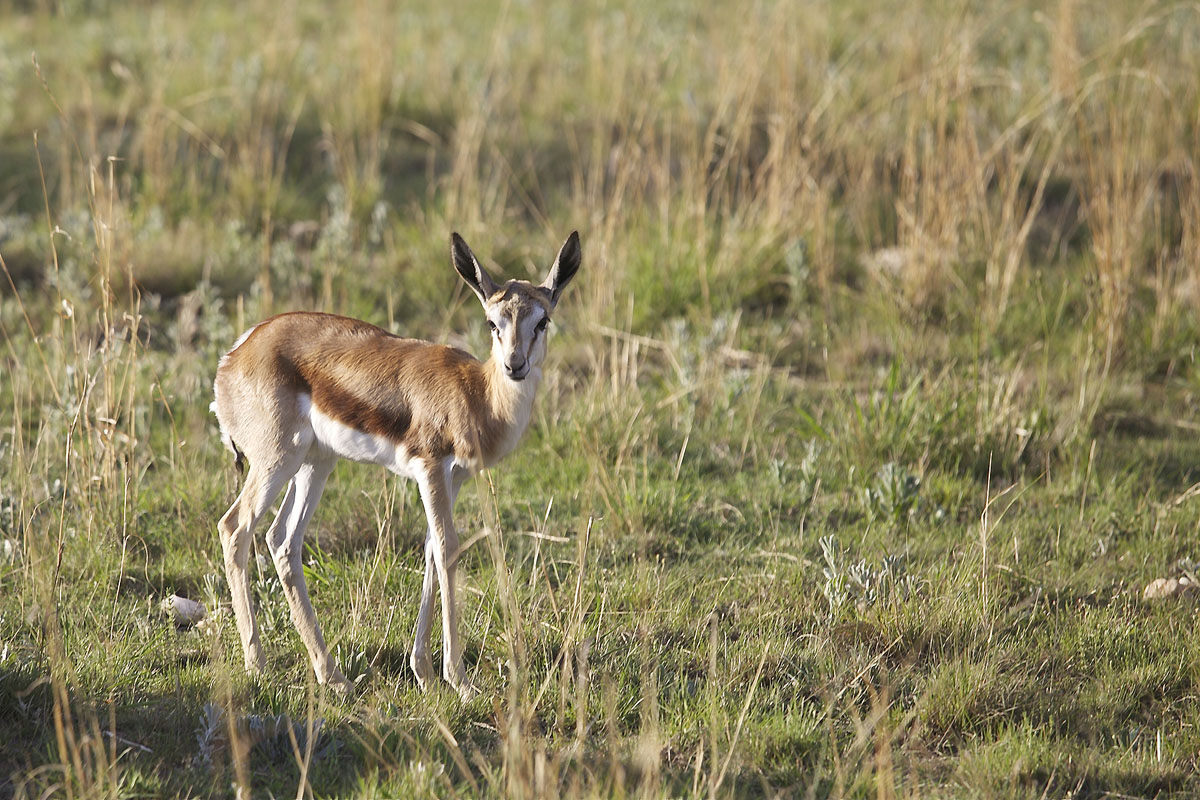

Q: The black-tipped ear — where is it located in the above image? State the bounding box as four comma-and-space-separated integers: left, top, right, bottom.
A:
451, 232, 497, 303
541, 231, 581, 305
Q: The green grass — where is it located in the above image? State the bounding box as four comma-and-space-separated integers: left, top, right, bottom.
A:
4, 0, 1200, 797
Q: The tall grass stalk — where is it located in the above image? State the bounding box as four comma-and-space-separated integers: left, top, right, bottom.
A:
4, 0, 1200, 796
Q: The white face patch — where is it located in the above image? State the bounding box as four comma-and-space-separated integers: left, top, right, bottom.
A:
488, 315, 511, 337
487, 306, 549, 375
481, 282, 554, 382
521, 308, 547, 337
521, 308, 550, 365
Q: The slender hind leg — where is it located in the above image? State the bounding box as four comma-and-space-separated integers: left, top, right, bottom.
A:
266, 454, 350, 691
217, 459, 301, 674
410, 532, 438, 689
411, 460, 474, 699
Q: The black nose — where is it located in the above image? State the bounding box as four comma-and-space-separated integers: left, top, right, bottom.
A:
506, 358, 528, 380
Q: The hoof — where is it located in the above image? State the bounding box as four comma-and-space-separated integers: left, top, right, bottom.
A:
243, 649, 266, 674
452, 679, 480, 703
445, 663, 477, 702
411, 652, 436, 691
320, 670, 355, 696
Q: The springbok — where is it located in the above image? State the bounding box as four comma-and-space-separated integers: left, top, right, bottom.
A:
211, 231, 581, 698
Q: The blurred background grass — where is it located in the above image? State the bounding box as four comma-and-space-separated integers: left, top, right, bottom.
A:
3, 0, 1200, 797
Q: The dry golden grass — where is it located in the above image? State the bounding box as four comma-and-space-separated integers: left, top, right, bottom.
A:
3, 0, 1200, 797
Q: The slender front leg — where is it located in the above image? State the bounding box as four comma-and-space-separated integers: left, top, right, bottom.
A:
412, 460, 473, 699
412, 467, 464, 689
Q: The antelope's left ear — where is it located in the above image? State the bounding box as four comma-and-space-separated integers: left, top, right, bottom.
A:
541, 231, 581, 306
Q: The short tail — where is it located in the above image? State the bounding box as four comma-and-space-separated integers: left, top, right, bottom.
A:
210, 399, 246, 475
230, 438, 246, 475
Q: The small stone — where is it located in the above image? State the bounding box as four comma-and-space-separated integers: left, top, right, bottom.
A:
161, 594, 207, 626
1143, 577, 1197, 601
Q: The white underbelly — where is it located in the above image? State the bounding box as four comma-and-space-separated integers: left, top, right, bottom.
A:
305, 395, 422, 480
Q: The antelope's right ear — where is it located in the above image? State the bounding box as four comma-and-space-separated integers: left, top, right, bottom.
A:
451, 233, 498, 303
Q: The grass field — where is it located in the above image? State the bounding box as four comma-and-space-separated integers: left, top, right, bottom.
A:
3, 0, 1200, 796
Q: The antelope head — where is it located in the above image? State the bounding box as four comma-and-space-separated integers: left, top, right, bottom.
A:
451, 231, 581, 382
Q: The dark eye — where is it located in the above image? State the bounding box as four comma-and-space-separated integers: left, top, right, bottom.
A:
487, 320, 498, 334
536, 318, 550, 333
